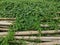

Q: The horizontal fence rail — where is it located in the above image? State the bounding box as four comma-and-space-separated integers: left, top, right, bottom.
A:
9, 40, 60, 45
0, 30, 60, 36
0, 21, 60, 27
8, 40, 60, 45
0, 18, 16, 20
1, 36, 60, 42
0, 21, 13, 25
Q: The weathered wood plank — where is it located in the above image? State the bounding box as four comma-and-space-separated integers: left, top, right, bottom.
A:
40, 24, 60, 27
56, 12, 60, 14
0, 18, 16, 20
7, 40, 60, 45
14, 36, 60, 42
40, 41, 60, 45
0, 21, 13, 25
1, 36, 60, 42
0, 30, 60, 35
0, 28, 9, 31
0, 25, 8, 28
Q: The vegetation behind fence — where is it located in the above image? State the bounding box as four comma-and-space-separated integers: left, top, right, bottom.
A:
0, 0, 60, 45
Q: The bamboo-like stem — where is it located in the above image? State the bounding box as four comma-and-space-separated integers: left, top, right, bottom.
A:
21, 41, 60, 45
0, 22, 59, 27
0, 28, 9, 31
40, 24, 60, 27
1, 36, 60, 42
0, 26, 8, 28
0, 18, 16, 20
0, 31, 39, 36
40, 40, 60, 45
0, 30, 60, 35
0, 21, 13, 25
0, 23, 60, 29
14, 36, 60, 41
53, 17, 60, 19
9, 41, 60, 45
56, 12, 60, 14
0, 23, 57, 27
0, 17, 59, 20
9, 40, 60, 45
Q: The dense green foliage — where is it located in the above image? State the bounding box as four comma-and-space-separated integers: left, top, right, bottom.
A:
0, 0, 60, 30
0, 0, 60, 45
